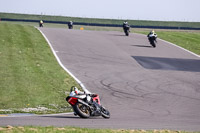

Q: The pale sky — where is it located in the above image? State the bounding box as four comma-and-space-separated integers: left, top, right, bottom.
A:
0, 0, 200, 22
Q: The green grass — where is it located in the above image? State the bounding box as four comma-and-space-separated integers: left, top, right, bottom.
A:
1, 12, 200, 28
0, 126, 198, 133
0, 23, 80, 114
134, 30, 200, 55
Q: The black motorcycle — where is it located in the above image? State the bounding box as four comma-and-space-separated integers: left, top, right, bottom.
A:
148, 34, 157, 47
66, 86, 110, 119
123, 25, 130, 36
68, 21, 73, 29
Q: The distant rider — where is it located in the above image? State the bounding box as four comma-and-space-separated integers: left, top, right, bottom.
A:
39, 20, 43, 27
68, 21, 73, 29
123, 21, 130, 32
69, 87, 84, 96
147, 30, 157, 42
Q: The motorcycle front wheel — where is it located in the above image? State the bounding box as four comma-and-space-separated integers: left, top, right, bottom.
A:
73, 103, 90, 118
101, 106, 110, 119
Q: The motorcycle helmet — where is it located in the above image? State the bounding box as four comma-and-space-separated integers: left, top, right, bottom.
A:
124, 21, 128, 24
74, 87, 79, 94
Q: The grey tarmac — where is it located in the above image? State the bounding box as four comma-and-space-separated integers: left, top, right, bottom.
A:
1, 28, 200, 131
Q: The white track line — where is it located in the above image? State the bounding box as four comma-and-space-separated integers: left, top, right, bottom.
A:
36, 27, 91, 94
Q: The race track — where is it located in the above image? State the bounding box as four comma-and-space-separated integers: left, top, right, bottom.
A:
1, 28, 200, 131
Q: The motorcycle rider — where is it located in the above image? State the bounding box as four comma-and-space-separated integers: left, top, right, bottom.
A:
69, 87, 84, 96
70, 87, 102, 116
147, 30, 157, 42
39, 20, 43, 27
68, 21, 73, 29
122, 21, 130, 36
123, 21, 128, 27
123, 21, 130, 31
69, 87, 84, 116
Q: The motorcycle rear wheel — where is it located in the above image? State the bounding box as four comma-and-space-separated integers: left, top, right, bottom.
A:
101, 107, 110, 119
125, 31, 129, 36
151, 42, 156, 47
73, 103, 90, 118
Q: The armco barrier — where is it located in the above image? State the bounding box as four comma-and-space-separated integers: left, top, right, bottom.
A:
1, 18, 200, 30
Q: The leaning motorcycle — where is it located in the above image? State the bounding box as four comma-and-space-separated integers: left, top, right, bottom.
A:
123, 25, 130, 36
66, 86, 110, 119
148, 34, 157, 47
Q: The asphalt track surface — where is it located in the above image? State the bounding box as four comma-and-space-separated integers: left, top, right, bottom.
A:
1, 28, 200, 131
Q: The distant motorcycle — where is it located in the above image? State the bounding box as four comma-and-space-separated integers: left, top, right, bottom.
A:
66, 86, 110, 119
39, 20, 43, 27
123, 24, 130, 36
147, 33, 157, 47
68, 21, 73, 29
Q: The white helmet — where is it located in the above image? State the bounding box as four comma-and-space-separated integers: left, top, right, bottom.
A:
74, 87, 80, 94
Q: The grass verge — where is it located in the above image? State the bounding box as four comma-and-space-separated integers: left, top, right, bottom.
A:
0, 23, 80, 114
0, 126, 198, 133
